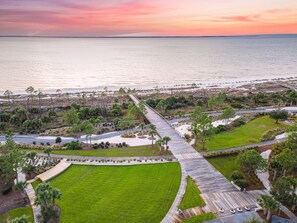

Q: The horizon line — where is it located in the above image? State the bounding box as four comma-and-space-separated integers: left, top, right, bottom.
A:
1, 33, 297, 38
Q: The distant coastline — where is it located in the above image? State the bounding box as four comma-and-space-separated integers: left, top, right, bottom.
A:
1, 33, 297, 38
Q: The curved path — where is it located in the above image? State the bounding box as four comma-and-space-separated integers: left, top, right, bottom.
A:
130, 94, 267, 223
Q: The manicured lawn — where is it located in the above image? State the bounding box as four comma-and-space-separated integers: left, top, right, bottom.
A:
182, 213, 216, 223
25, 145, 171, 157
31, 179, 42, 190
179, 177, 205, 210
48, 163, 181, 223
207, 155, 241, 181
204, 116, 287, 150
0, 206, 34, 223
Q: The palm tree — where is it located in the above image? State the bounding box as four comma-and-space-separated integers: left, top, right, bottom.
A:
148, 124, 156, 131
257, 195, 279, 221
155, 139, 163, 153
35, 182, 62, 223
25, 86, 35, 109
139, 123, 146, 133
148, 130, 157, 148
162, 136, 171, 150
43, 147, 52, 166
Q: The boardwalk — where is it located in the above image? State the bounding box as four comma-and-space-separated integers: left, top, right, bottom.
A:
37, 159, 71, 182
24, 183, 41, 223
129, 94, 267, 222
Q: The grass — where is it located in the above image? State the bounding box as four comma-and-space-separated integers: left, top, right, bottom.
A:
182, 213, 216, 223
25, 145, 171, 157
48, 163, 181, 223
207, 155, 241, 181
32, 179, 42, 190
204, 116, 287, 150
0, 207, 34, 223
179, 177, 205, 210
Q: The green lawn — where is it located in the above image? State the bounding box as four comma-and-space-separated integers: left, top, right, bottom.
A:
25, 145, 171, 157
182, 213, 216, 223
0, 207, 34, 223
207, 155, 241, 181
204, 116, 287, 150
48, 163, 181, 223
179, 177, 205, 210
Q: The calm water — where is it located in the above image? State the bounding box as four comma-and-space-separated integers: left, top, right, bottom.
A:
0, 36, 296, 92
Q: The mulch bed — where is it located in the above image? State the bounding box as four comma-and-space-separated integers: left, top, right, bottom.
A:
0, 178, 30, 215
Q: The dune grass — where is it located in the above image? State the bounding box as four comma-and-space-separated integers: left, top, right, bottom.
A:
203, 116, 287, 151
182, 213, 216, 223
179, 177, 205, 210
48, 163, 181, 223
207, 155, 241, 181
0, 207, 34, 223
25, 145, 171, 157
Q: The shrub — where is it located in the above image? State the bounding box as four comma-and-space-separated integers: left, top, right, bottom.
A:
231, 171, 244, 181
214, 125, 227, 134
2, 183, 12, 195
230, 102, 244, 109
66, 141, 82, 150
32, 141, 36, 145
234, 179, 249, 190
93, 143, 99, 149
55, 137, 62, 144
232, 118, 246, 127
261, 127, 285, 141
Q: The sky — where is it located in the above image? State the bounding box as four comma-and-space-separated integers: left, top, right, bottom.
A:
0, 0, 297, 36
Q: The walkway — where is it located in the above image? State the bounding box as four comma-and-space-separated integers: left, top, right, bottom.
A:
24, 183, 41, 223
129, 94, 268, 222
36, 159, 71, 182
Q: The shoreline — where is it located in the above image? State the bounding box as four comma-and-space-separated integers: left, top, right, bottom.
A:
0, 75, 296, 96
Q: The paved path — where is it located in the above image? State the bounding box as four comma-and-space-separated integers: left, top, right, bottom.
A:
129, 94, 269, 222
37, 159, 71, 182
24, 183, 41, 223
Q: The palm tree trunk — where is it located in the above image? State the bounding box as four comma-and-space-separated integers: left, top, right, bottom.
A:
263, 209, 267, 215
273, 170, 277, 181
266, 210, 271, 221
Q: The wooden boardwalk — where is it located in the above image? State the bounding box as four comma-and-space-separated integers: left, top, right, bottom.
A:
37, 159, 71, 182
25, 183, 41, 223
129, 94, 267, 222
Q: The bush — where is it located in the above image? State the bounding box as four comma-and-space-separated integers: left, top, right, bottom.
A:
2, 183, 12, 195
55, 137, 62, 144
32, 141, 36, 145
231, 171, 244, 181
93, 143, 99, 149
66, 141, 82, 150
261, 127, 285, 141
214, 125, 227, 134
230, 102, 244, 109
232, 118, 246, 127
234, 179, 249, 190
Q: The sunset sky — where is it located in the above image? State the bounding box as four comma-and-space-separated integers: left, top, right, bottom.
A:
0, 0, 297, 36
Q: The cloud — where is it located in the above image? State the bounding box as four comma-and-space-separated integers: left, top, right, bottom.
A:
211, 15, 260, 23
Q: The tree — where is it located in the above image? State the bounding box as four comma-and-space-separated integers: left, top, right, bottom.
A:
55, 137, 62, 144
148, 124, 156, 131
269, 109, 288, 124
237, 150, 267, 175
43, 147, 52, 166
269, 158, 282, 181
190, 106, 214, 150
162, 136, 171, 149
35, 183, 62, 223
271, 176, 297, 210
10, 215, 29, 223
0, 136, 26, 184
155, 139, 163, 153
119, 116, 136, 131
24, 152, 37, 177
275, 148, 297, 176
207, 93, 226, 110
4, 90, 13, 106
25, 86, 35, 109
139, 123, 146, 133
84, 123, 95, 145
65, 108, 79, 126
156, 99, 168, 113
220, 107, 236, 124
148, 130, 157, 148
257, 195, 279, 221
286, 132, 297, 151
270, 92, 282, 107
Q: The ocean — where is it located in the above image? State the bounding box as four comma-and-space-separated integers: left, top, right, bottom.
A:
0, 35, 296, 93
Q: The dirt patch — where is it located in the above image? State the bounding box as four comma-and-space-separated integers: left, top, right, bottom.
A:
0, 178, 30, 215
